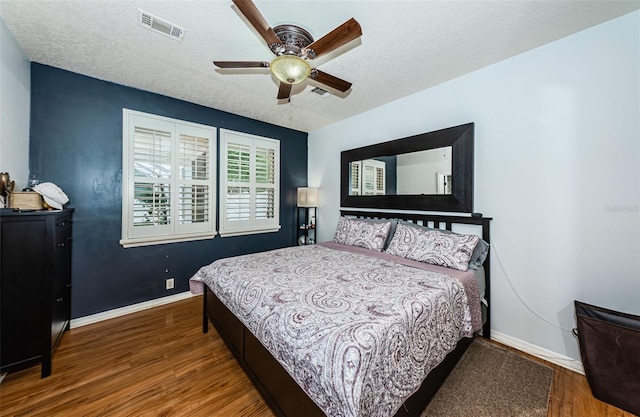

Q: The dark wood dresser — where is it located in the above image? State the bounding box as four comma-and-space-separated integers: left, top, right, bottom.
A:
0, 208, 73, 377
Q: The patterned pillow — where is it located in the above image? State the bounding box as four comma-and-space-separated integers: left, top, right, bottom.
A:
385, 223, 479, 271
333, 217, 392, 251
344, 219, 392, 251
395, 220, 489, 270
332, 216, 351, 244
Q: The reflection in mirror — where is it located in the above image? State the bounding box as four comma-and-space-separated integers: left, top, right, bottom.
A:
341, 123, 474, 212
349, 147, 453, 196
349, 159, 387, 195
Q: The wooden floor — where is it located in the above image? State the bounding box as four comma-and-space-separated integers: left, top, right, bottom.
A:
0, 296, 634, 417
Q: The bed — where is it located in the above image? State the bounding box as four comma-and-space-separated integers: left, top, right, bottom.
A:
189, 210, 491, 417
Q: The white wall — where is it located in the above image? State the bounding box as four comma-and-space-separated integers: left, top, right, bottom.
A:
396, 147, 451, 194
0, 17, 30, 194
309, 11, 640, 366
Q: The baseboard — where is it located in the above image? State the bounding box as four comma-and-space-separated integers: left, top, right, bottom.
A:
69, 295, 585, 375
70, 291, 197, 329
491, 330, 585, 375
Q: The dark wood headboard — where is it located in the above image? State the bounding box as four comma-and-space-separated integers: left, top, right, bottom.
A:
340, 210, 492, 338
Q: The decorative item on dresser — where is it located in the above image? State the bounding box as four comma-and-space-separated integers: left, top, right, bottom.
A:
0, 208, 74, 378
296, 187, 318, 245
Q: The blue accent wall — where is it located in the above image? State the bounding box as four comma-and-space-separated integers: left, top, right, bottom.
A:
29, 63, 308, 319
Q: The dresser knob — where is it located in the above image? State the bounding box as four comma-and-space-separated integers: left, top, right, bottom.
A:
56, 298, 63, 302
57, 242, 65, 247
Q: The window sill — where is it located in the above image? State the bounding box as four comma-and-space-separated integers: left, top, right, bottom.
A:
120, 233, 217, 248
219, 226, 281, 238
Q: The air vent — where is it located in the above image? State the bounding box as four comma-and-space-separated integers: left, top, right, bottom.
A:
138, 9, 185, 41
311, 87, 330, 97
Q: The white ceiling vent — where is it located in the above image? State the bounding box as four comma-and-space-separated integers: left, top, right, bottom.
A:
138, 9, 185, 41
311, 87, 330, 97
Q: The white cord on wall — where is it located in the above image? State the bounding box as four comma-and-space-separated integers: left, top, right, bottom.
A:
491, 240, 574, 334
490, 240, 583, 364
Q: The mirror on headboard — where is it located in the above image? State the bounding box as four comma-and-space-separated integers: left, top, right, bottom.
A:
340, 123, 474, 212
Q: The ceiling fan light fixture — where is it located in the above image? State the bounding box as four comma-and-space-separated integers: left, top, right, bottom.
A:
270, 55, 311, 84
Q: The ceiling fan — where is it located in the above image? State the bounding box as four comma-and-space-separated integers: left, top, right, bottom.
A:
213, 0, 362, 102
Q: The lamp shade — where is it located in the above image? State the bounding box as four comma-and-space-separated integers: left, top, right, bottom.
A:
270, 55, 311, 85
297, 187, 318, 207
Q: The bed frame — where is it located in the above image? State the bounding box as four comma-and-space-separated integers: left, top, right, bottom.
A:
202, 210, 491, 417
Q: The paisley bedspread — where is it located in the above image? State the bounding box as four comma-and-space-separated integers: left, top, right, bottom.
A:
189, 243, 482, 417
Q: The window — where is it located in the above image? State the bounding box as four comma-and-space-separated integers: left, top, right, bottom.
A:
362, 159, 386, 195
121, 109, 216, 247
219, 129, 280, 237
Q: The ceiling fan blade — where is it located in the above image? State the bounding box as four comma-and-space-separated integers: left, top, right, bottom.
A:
232, 0, 281, 47
310, 69, 352, 92
213, 61, 270, 68
305, 18, 362, 59
277, 82, 292, 101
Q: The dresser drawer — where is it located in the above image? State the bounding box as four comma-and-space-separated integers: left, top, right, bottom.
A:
54, 215, 72, 233
54, 228, 72, 251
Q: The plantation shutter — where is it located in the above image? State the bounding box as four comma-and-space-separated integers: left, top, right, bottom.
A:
225, 143, 252, 222
133, 126, 172, 232
375, 165, 386, 195
176, 125, 213, 234
121, 109, 216, 247
350, 161, 361, 195
362, 159, 386, 195
255, 146, 276, 220
219, 129, 280, 237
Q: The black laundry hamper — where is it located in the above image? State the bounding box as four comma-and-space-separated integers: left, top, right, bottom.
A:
574, 300, 640, 416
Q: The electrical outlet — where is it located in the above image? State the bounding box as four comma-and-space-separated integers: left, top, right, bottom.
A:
165, 278, 174, 290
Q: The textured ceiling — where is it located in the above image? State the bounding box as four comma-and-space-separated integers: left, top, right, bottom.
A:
1, 1, 639, 132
